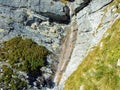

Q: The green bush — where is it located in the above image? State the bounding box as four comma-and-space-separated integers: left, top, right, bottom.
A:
0, 36, 50, 74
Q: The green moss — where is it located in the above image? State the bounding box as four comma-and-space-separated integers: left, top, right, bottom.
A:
64, 18, 120, 90
0, 37, 50, 74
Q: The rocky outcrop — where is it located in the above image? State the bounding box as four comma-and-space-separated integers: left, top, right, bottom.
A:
56, 0, 120, 89
0, 5, 67, 52
0, 0, 70, 89
69, 0, 113, 16
0, 0, 70, 23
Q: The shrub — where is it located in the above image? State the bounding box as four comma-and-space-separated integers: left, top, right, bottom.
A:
0, 36, 50, 75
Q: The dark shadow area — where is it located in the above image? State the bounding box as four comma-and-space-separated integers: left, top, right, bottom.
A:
28, 73, 55, 89
68, 0, 75, 2
39, 4, 70, 24
43, 77, 55, 89
49, 15, 70, 24
26, 17, 42, 26
74, 0, 92, 15
39, 12, 71, 24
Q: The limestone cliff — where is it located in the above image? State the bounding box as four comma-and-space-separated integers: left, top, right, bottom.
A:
54, 0, 120, 90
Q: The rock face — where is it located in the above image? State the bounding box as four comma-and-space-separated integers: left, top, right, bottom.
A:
56, 0, 120, 89
0, 0, 70, 23
0, 0, 69, 52
0, 0, 69, 90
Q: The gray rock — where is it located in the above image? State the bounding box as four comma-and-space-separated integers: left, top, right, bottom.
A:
0, 0, 70, 22
58, 0, 118, 89
89, 0, 113, 13
0, 0, 67, 52
14, 10, 27, 23
0, 0, 28, 8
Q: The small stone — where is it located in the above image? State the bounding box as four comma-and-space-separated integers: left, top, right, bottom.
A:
33, 82, 37, 86
80, 85, 84, 90
49, 27, 56, 33
31, 22, 38, 29
40, 21, 49, 26
118, 3, 120, 8
112, 8, 117, 12
117, 59, 120, 66
52, 43, 59, 50
0, 68, 3, 72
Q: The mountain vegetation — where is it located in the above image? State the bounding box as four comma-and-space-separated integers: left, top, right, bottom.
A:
64, 17, 120, 90
0, 36, 50, 89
